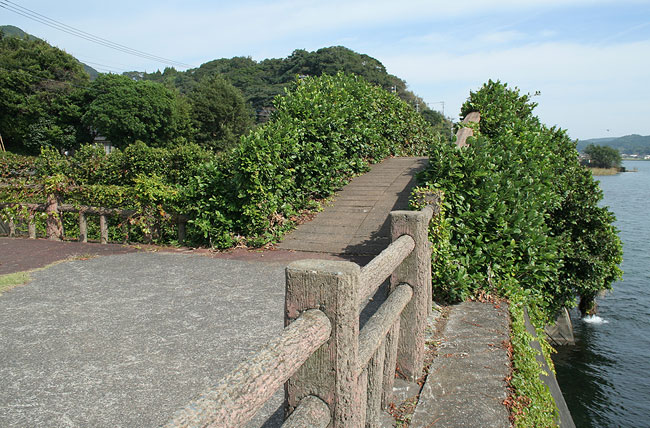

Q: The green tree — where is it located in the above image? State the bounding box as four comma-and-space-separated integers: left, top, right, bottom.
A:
584, 144, 622, 168
419, 80, 622, 318
134, 46, 452, 130
185, 72, 435, 248
187, 75, 253, 151
80, 74, 191, 149
0, 33, 89, 153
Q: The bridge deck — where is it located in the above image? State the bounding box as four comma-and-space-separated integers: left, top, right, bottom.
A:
278, 156, 428, 255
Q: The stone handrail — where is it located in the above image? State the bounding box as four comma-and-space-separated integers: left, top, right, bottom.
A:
284, 201, 437, 427
163, 309, 332, 428
359, 234, 415, 303
1, 199, 187, 244
161, 200, 440, 428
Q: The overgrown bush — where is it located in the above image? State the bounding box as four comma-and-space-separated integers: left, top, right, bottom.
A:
0, 152, 38, 179
417, 80, 622, 320
67, 141, 213, 186
415, 81, 622, 426
1, 142, 214, 244
185, 72, 436, 247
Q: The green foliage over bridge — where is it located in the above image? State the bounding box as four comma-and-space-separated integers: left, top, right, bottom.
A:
417, 80, 622, 320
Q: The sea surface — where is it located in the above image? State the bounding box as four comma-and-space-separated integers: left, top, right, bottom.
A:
553, 161, 650, 427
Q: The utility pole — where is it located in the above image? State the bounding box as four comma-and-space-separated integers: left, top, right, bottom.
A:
431, 101, 444, 118
0, 134, 5, 152
429, 101, 452, 140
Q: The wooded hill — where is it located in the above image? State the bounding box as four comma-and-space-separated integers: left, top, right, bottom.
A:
1, 26, 450, 153
578, 134, 650, 156
0, 25, 99, 79
124, 46, 450, 134
0, 25, 99, 80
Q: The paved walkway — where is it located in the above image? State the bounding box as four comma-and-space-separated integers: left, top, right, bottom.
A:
411, 302, 511, 428
0, 238, 137, 276
0, 156, 428, 428
278, 156, 428, 255
0, 252, 288, 428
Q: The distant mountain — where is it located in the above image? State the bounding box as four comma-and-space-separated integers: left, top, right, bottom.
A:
1, 25, 99, 80
578, 134, 650, 156
81, 63, 99, 80
127, 46, 451, 132
0, 24, 40, 41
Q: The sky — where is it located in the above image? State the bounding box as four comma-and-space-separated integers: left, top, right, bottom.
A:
2, 0, 649, 140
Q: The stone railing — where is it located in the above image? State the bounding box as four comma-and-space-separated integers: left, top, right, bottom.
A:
163, 198, 440, 428
1, 195, 187, 244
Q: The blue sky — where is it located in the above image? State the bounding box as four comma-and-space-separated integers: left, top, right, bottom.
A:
3, 0, 649, 140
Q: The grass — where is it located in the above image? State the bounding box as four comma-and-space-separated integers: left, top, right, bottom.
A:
0, 253, 97, 296
0, 271, 31, 294
587, 167, 619, 176
506, 296, 559, 427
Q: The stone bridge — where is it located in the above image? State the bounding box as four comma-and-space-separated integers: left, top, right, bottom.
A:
0, 155, 553, 427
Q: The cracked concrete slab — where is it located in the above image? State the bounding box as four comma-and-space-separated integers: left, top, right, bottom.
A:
410, 301, 511, 428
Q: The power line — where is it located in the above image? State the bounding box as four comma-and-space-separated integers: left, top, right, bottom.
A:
0, 0, 194, 69
77, 60, 123, 74
0, 0, 193, 68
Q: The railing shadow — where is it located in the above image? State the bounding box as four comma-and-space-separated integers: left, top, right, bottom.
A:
339, 158, 429, 259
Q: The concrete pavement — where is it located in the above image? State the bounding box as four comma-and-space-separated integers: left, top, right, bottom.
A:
411, 302, 511, 428
0, 252, 287, 428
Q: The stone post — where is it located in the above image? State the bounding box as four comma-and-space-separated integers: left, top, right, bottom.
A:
389, 209, 433, 381
285, 259, 362, 428
79, 212, 87, 242
99, 214, 108, 244
177, 217, 186, 245
45, 193, 62, 241
28, 213, 36, 239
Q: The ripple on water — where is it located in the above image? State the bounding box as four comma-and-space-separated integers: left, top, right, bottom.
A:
553, 161, 650, 427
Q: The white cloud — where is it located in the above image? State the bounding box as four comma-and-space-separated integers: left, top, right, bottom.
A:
383, 40, 650, 83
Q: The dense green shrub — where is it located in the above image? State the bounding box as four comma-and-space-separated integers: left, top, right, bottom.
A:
1, 142, 214, 244
185, 72, 435, 247
66, 141, 213, 186
0, 152, 37, 179
417, 80, 622, 319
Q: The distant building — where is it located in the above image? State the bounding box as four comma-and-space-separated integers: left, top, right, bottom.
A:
93, 135, 115, 154
257, 107, 275, 123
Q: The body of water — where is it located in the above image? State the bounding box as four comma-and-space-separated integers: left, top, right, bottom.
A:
553, 161, 650, 427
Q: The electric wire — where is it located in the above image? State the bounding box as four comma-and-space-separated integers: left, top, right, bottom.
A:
77, 60, 123, 74
0, 0, 194, 69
